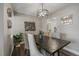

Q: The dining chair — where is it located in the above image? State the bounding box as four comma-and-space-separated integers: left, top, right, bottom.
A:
44, 32, 50, 37
27, 33, 43, 56
60, 33, 66, 40
60, 33, 67, 55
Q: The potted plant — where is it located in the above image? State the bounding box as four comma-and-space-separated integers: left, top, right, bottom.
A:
13, 32, 24, 45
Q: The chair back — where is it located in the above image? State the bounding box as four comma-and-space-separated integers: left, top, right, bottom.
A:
60, 33, 66, 40
27, 33, 42, 56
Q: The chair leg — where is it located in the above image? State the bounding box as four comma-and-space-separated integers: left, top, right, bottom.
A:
50, 53, 55, 56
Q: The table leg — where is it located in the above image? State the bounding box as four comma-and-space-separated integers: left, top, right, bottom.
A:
52, 53, 55, 56
58, 50, 60, 56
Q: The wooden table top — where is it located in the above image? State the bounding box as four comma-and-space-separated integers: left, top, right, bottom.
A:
34, 35, 71, 55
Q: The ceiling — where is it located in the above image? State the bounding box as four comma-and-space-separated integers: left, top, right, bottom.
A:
12, 3, 69, 16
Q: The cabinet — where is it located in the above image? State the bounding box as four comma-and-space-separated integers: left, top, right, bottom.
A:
12, 42, 25, 56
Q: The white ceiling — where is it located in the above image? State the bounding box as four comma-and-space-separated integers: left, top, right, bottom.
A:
12, 3, 69, 16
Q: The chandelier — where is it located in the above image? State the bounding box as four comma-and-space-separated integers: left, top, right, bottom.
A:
37, 3, 49, 17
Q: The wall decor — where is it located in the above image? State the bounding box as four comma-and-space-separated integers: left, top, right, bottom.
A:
7, 20, 12, 29
61, 15, 73, 25
7, 8, 12, 17
24, 22, 36, 31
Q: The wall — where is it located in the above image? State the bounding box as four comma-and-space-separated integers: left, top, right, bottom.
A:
3, 3, 13, 56
41, 18, 48, 32
0, 3, 4, 56
12, 14, 41, 49
51, 4, 79, 55
0, 3, 13, 56
12, 15, 40, 34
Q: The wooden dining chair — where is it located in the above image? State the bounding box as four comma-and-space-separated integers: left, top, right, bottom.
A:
60, 33, 66, 40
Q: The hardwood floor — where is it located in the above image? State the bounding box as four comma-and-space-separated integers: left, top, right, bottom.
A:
12, 48, 30, 56
12, 48, 74, 56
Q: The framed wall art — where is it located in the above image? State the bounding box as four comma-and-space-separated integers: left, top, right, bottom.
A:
61, 15, 73, 25
7, 19, 12, 29
24, 22, 36, 31
7, 8, 12, 17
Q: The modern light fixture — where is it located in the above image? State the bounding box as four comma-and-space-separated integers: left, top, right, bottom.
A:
37, 3, 48, 17
61, 15, 72, 25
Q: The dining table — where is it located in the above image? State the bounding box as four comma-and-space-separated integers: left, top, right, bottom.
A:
34, 35, 71, 56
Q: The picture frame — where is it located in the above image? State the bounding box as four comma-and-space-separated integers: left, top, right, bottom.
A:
7, 8, 12, 17
61, 15, 73, 25
24, 22, 36, 31
7, 20, 12, 29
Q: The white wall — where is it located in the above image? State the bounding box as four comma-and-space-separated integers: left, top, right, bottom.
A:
12, 15, 41, 49
0, 3, 13, 56
12, 15, 40, 34
3, 3, 13, 56
51, 4, 79, 55
0, 3, 4, 56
